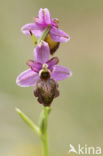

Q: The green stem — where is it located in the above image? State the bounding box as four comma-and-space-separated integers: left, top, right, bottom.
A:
42, 107, 48, 156
40, 107, 51, 156
42, 133, 48, 156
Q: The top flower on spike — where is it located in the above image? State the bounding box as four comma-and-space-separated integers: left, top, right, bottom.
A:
21, 8, 70, 54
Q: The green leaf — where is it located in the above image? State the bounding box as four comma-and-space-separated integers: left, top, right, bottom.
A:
16, 108, 41, 138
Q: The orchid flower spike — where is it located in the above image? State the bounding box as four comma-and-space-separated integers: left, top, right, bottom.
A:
16, 41, 72, 106
21, 8, 70, 54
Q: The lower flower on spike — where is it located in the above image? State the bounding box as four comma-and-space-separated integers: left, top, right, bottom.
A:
16, 41, 72, 106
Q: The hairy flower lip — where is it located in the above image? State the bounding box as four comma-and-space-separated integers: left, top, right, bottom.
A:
34, 79, 59, 106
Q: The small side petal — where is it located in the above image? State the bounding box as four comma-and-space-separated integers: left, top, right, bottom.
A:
52, 18, 59, 28
16, 69, 39, 87
50, 27, 70, 42
26, 60, 42, 73
21, 23, 41, 36
51, 65, 72, 81
34, 41, 50, 64
46, 57, 59, 71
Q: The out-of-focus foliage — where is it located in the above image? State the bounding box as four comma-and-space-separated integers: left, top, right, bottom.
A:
0, 0, 103, 155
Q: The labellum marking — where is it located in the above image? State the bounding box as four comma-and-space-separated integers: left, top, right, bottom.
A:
39, 64, 51, 80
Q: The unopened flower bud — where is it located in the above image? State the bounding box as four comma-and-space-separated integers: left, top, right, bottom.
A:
34, 79, 59, 106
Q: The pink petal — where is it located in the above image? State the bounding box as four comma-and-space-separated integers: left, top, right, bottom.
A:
21, 23, 42, 36
51, 65, 72, 81
46, 57, 59, 71
32, 30, 43, 38
52, 18, 59, 28
26, 60, 42, 73
38, 8, 51, 25
43, 8, 52, 25
16, 69, 39, 87
34, 41, 50, 64
50, 27, 70, 42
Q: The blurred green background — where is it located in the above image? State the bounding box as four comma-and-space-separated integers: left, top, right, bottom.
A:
0, 0, 103, 156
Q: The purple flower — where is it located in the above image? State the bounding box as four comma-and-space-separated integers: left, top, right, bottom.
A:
16, 41, 72, 87
21, 8, 70, 43
16, 41, 72, 106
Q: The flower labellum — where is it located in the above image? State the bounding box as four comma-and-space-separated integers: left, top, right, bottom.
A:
34, 79, 59, 106
34, 63, 59, 106
16, 41, 72, 106
21, 8, 70, 54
